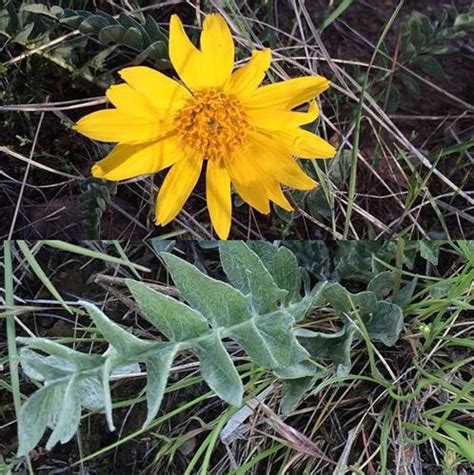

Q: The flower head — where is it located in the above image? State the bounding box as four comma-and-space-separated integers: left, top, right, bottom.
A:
74, 13, 336, 239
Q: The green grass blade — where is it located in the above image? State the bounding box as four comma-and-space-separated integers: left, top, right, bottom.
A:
17, 241, 73, 314
42, 240, 150, 273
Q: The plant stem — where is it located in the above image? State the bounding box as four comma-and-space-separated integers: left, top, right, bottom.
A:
4, 241, 22, 417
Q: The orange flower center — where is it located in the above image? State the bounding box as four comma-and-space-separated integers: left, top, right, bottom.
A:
174, 89, 249, 160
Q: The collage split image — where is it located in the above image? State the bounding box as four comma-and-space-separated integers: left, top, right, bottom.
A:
1, 1, 473, 474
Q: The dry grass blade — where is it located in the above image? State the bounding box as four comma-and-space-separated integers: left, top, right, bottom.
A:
259, 403, 335, 464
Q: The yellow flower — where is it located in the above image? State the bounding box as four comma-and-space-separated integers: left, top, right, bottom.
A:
74, 13, 336, 239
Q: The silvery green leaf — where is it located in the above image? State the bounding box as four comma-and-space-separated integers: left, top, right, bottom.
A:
287, 281, 329, 322
78, 376, 105, 411
345, 290, 378, 318
17, 382, 65, 456
286, 295, 315, 322
368, 272, 394, 299
419, 241, 440, 265
296, 326, 355, 376
310, 281, 329, 303
81, 301, 156, 358
195, 332, 243, 407
111, 362, 141, 376
323, 282, 352, 313
46, 375, 81, 449
150, 238, 176, 254
280, 377, 315, 414
197, 240, 219, 250
143, 343, 177, 427
17, 337, 103, 371
20, 348, 46, 381
365, 302, 403, 347
333, 241, 397, 281
271, 246, 301, 303
161, 253, 252, 327
20, 348, 74, 382
102, 357, 115, 431
324, 283, 377, 317
285, 241, 332, 280
229, 311, 308, 369
127, 279, 209, 341
98, 351, 132, 432
219, 242, 287, 313
273, 361, 319, 379
246, 241, 278, 270
393, 278, 418, 307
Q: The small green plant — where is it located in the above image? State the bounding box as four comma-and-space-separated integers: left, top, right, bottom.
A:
0, 2, 169, 88
79, 177, 117, 239
57, 6, 168, 64
15, 241, 403, 456
367, 7, 474, 113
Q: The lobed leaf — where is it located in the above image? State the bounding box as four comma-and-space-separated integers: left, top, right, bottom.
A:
45, 375, 81, 450
270, 246, 301, 303
368, 271, 394, 299
144, 344, 178, 426
161, 252, 252, 327
219, 241, 287, 313
127, 279, 209, 341
195, 332, 243, 406
228, 311, 308, 369
296, 326, 356, 376
81, 301, 156, 358
365, 301, 403, 347
323, 282, 404, 346
20, 348, 75, 382
17, 383, 65, 456
17, 337, 103, 371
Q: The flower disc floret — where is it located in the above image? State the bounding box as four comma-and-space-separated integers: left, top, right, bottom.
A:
175, 89, 249, 160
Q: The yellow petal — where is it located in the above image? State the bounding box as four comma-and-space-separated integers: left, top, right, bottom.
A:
119, 66, 190, 115
262, 177, 293, 211
268, 128, 336, 159
224, 151, 270, 214
169, 15, 207, 91
247, 101, 320, 130
249, 132, 317, 190
92, 137, 184, 181
73, 109, 160, 143
200, 13, 234, 87
206, 159, 232, 239
226, 49, 272, 97
242, 76, 330, 110
156, 156, 203, 225
105, 84, 159, 120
